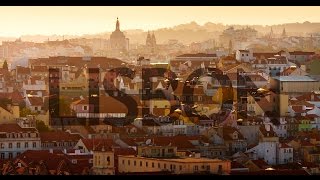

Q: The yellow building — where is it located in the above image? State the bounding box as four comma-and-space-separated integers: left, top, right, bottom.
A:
118, 145, 230, 175
0, 106, 15, 124
118, 155, 231, 175
247, 92, 288, 116
92, 147, 115, 175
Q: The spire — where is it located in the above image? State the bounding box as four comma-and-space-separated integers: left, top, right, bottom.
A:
151, 31, 156, 46
146, 31, 152, 46
116, 17, 120, 31
269, 27, 274, 39
282, 28, 287, 37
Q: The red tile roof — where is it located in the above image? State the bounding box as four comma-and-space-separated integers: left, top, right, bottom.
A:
279, 143, 292, 149
16, 66, 31, 75
231, 161, 246, 169
296, 92, 320, 101
289, 51, 315, 56
28, 96, 43, 106
40, 131, 82, 142
80, 138, 119, 151
121, 135, 208, 150
31, 65, 48, 72
251, 159, 270, 169
176, 53, 217, 58
0, 124, 38, 133
300, 141, 314, 147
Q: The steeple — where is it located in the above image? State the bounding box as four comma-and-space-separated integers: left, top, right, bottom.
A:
116, 17, 120, 31
269, 27, 274, 39
146, 31, 152, 46
151, 31, 156, 46
282, 28, 287, 38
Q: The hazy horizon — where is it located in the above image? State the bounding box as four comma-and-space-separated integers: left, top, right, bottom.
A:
0, 6, 320, 37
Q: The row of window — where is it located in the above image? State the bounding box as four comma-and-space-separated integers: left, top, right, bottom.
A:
77, 112, 126, 118
0, 142, 37, 149
41, 142, 75, 147
0, 152, 20, 159
121, 159, 216, 172
5, 133, 38, 138
122, 159, 183, 171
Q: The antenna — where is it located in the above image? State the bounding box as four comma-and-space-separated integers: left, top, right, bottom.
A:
146, 139, 152, 145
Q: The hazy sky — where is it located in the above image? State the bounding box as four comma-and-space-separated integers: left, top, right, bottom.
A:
0, 6, 319, 37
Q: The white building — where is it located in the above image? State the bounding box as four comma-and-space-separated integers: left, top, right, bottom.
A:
0, 123, 41, 159
272, 118, 288, 138
235, 50, 253, 62
277, 143, 293, 164
246, 124, 279, 165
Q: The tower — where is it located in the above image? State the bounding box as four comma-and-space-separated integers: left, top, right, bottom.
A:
228, 40, 233, 54
146, 31, 152, 46
281, 28, 287, 38
151, 32, 156, 46
116, 17, 120, 31
109, 17, 129, 57
269, 27, 274, 39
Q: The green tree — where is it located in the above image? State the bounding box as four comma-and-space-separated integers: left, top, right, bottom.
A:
2, 59, 8, 71
36, 120, 50, 132
20, 107, 37, 117
59, 97, 71, 116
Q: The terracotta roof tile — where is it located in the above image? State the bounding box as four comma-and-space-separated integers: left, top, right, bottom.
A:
40, 131, 82, 142
0, 124, 38, 133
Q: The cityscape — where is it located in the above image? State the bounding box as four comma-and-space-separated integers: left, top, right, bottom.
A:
1, 6, 320, 175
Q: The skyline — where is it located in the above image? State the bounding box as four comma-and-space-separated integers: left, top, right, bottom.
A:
0, 6, 320, 37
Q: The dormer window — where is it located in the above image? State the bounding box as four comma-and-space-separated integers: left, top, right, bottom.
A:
233, 132, 238, 139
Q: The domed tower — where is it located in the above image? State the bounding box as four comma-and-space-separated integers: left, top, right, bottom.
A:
109, 17, 129, 56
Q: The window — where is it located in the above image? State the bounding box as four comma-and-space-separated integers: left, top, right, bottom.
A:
146, 162, 148, 167
168, 148, 174, 153
152, 162, 154, 168
128, 160, 130, 165
17, 143, 20, 148
194, 166, 198, 171
134, 161, 136, 166
33, 142, 37, 148
17, 152, 21, 157
207, 165, 210, 171
122, 160, 125, 165
179, 165, 182, 171
8, 153, 13, 159
9, 143, 12, 149
140, 161, 142, 167
83, 105, 88, 111
164, 164, 167, 169
158, 163, 161, 168
0, 153, 4, 159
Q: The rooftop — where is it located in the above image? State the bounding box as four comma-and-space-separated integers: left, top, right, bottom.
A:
272, 76, 317, 82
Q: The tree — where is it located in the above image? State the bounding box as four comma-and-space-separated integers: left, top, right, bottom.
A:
59, 97, 71, 116
36, 120, 50, 132
2, 59, 8, 71
20, 107, 37, 117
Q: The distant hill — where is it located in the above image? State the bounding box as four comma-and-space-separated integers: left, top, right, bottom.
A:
2, 21, 320, 45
